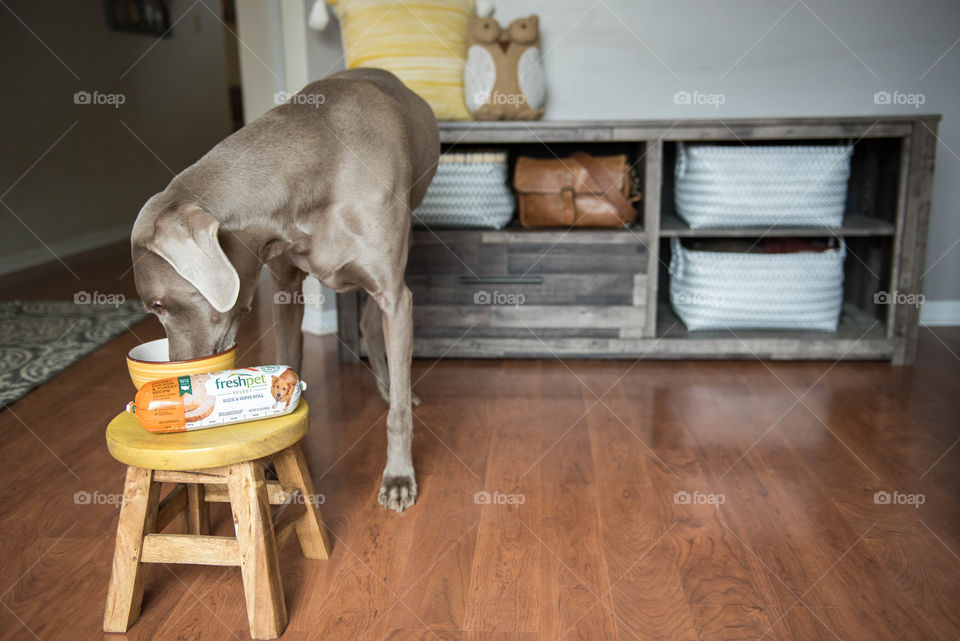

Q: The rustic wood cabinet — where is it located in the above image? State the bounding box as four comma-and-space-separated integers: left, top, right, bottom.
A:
337, 116, 939, 365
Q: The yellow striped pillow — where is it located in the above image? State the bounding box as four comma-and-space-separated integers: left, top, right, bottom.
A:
329, 0, 475, 121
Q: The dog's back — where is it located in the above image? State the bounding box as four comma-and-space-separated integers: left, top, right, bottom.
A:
171, 69, 439, 222
325, 68, 439, 208
307, 68, 439, 208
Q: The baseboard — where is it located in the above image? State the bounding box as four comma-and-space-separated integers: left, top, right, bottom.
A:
0, 224, 131, 276
920, 300, 960, 327
302, 307, 338, 336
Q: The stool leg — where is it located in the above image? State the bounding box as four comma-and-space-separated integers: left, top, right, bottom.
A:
104, 466, 161, 633
227, 461, 287, 640
274, 443, 332, 559
186, 484, 210, 535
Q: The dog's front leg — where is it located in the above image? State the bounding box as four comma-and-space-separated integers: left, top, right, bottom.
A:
361, 296, 421, 406
267, 256, 306, 373
375, 284, 417, 513
360, 296, 392, 404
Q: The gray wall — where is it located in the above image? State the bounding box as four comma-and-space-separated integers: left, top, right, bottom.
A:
0, 0, 233, 272
306, 0, 959, 305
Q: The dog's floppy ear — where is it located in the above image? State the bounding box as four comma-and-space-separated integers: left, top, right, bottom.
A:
146, 205, 240, 313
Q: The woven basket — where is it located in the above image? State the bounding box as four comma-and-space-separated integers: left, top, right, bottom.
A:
674, 143, 853, 229
669, 238, 846, 331
413, 151, 514, 229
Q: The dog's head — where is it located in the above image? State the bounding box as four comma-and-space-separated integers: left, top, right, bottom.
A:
271, 371, 298, 402
131, 197, 259, 361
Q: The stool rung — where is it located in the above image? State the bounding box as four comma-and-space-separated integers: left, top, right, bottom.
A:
140, 534, 240, 566
204, 481, 289, 505
153, 468, 229, 484
272, 490, 307, 548
156, 484, 187, 532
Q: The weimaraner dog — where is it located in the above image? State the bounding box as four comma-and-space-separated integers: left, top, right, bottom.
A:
131, 68, 439, 513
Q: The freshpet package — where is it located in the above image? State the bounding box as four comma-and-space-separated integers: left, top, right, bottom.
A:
126, 366, 305, 433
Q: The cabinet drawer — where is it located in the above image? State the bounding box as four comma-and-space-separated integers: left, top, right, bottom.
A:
407, 229, 649, 340
407, 229, 648, 276
413, 303, 646, 333
408, 273, 646, 306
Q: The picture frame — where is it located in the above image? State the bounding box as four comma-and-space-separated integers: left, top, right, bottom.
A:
105, 0, 172, 37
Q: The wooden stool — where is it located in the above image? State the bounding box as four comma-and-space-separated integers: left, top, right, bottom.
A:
103, 401, 330, 640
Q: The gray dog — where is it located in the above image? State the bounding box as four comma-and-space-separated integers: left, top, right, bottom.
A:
130, 68, 439, 513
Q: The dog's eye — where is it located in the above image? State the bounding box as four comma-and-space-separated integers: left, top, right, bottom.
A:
150, 300, 164, 313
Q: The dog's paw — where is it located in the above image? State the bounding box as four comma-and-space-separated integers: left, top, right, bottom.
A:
377, 474, 417, 514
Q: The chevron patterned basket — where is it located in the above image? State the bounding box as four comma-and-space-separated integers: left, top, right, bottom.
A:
669, 238, 846, 331
413, 150, 515, 229
674, 143, 853, 228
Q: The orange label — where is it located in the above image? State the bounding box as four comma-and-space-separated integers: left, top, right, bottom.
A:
133, 377, 187, 433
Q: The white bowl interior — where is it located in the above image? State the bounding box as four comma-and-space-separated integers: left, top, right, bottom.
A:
128, 338, 170, 363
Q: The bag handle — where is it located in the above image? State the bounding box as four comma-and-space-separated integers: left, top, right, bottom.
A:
570, 152, 636, 222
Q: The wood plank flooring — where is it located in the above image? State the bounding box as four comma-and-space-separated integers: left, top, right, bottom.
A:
0, 241, 958, 640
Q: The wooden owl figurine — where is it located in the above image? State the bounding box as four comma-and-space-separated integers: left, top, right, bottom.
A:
465, 15, 546, 120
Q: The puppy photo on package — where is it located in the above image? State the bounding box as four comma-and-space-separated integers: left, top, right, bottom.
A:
270, 369, 301, 409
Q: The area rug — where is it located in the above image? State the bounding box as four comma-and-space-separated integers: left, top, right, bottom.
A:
0, 300, 148, 408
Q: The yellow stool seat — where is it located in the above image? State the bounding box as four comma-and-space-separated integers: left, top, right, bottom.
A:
106, 401, 310, 470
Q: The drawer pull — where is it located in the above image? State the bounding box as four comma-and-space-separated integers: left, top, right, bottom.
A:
459, 276, 544, 285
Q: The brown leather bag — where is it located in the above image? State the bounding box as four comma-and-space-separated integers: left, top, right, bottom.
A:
513, 152, 639, 228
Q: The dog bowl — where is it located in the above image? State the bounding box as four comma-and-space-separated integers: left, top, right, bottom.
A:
126, 338, 238, 390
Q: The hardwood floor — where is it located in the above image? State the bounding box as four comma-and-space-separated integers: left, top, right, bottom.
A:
1, 242, 958, 640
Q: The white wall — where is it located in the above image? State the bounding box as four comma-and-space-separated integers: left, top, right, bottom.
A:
0, 0, 233, 273
236, 0, 338, 335
235, 0, 286, 122
305, 0, 960, 313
